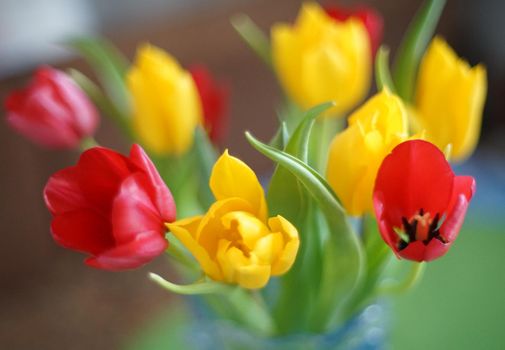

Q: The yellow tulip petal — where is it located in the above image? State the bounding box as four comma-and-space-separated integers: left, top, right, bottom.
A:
166, 216, 222, 281
253, 232, 284, 265
271, 2, 371, 116
415, 36, 487, 161
221, 211, 270, 249
267, 216, 300, 275
327, 91, 409, 215
127, 44, 202, 156
209, 150, 268, 221
236, 264, 271, 289
197, 197, 252, 258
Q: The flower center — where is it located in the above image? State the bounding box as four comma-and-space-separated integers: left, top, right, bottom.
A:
396, 208, 445, 250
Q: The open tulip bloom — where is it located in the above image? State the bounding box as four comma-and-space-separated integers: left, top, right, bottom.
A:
5, 0, 486, 344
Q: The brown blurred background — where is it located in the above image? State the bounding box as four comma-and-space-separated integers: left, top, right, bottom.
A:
1, 0, 504, 349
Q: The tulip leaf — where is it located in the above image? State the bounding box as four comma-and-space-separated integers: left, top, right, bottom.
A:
68, 69, 132, 138
149, 272, 232, 295
340, 215, 393, 320
269, 122, 289, 150
375, 46, 397, 93
267, 103, 332, 333
193, 126, 218, 210
392, 0, 446, 102
246, 132, 364, 331
67, 37, 131, 117
150, 273, 275, 335
231, 13, 272, 68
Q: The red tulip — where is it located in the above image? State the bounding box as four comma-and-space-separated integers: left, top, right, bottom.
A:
189, 65, 229, 143
5, 67, 98, 149
373, 140, 475, 262
325, 4, 383, 57
44, 144, 176, 270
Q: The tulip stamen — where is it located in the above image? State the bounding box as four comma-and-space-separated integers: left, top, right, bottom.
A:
398, 210, 444, 250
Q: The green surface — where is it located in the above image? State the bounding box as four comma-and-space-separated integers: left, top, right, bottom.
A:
391, 224, 505, 350
127, 223, 505, 350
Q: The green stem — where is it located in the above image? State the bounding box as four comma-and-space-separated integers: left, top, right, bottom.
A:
231, 13, 272, 68
392, 0, 446, 102
377, 262, 426, 295
79, 137, 99, 151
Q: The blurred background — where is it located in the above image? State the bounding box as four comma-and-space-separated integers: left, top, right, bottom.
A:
0, 0, 504, 349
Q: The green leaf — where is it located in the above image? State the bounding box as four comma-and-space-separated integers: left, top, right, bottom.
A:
68, 68, 132, 138
246, 133, 364, 331
193, 127, 218, 211
67, 37, 131, 116
149, 273, 232, 295
375, 46, 397, 93
231, 13, 272, 68
268, 102, 333, 223
392, 0, 446, 102
340, 215, 393, 320
267, 103, 332, 333
269, 122, 289, 150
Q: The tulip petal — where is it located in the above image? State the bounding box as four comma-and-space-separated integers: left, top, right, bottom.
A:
129, 144, 176, 222
236, 264, 271, 289
6, 88, 81, 148
210, 150, 268, 221
111, 173, 164, 244
374, 140, 454, 228
39, 67, 98, 136
167, 216, 222, 281
44, 166, 88, 215
51, 209, 114, 256
76, 147, 131, 214
398, 239, 449, 262
267, 216, 300, 275
197, 198, 253, 257
440, 175, 475, 242
85, 230, 167, 271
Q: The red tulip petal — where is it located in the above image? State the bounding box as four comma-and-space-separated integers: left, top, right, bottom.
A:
324, 4, 383, 56
398, 239, 450, 262
129, 144, 176, 222
374, 140, 454, 229
85, 230, 167, 270
111, 173, 164, 245
190, 65, 229, 142
37, 67, 98, 137
76, 147, 132, 214
6, 87, 81, 148
51, 209, 114, 256
440, 176, 475, 242
44, 166, 88, 215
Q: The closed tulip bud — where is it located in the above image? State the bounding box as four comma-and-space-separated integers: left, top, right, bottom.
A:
414, 37, 487, 162
374, 140, 475, 261
167, 150, 299, 289
44, 144, 176, 270
326, 90, 409, 216
127, 44, 202, 156
271, 2, 371, 116
5, 67, 98, 149
189, 65, 229, 143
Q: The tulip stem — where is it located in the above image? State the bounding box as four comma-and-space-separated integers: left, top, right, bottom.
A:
79, 137, 99, 151
377, 262, 425, 295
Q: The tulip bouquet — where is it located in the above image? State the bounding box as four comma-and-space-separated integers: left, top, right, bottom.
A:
4, 1, 486, 349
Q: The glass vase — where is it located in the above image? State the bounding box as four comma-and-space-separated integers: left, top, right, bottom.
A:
185, 303, 388, 350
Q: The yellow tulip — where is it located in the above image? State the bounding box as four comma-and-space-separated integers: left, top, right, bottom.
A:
167, 150, 299, 289
127, 44, 202, 155
414, 37, 487, 161
271, 2, 371, 116
326, 90, 409, 216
